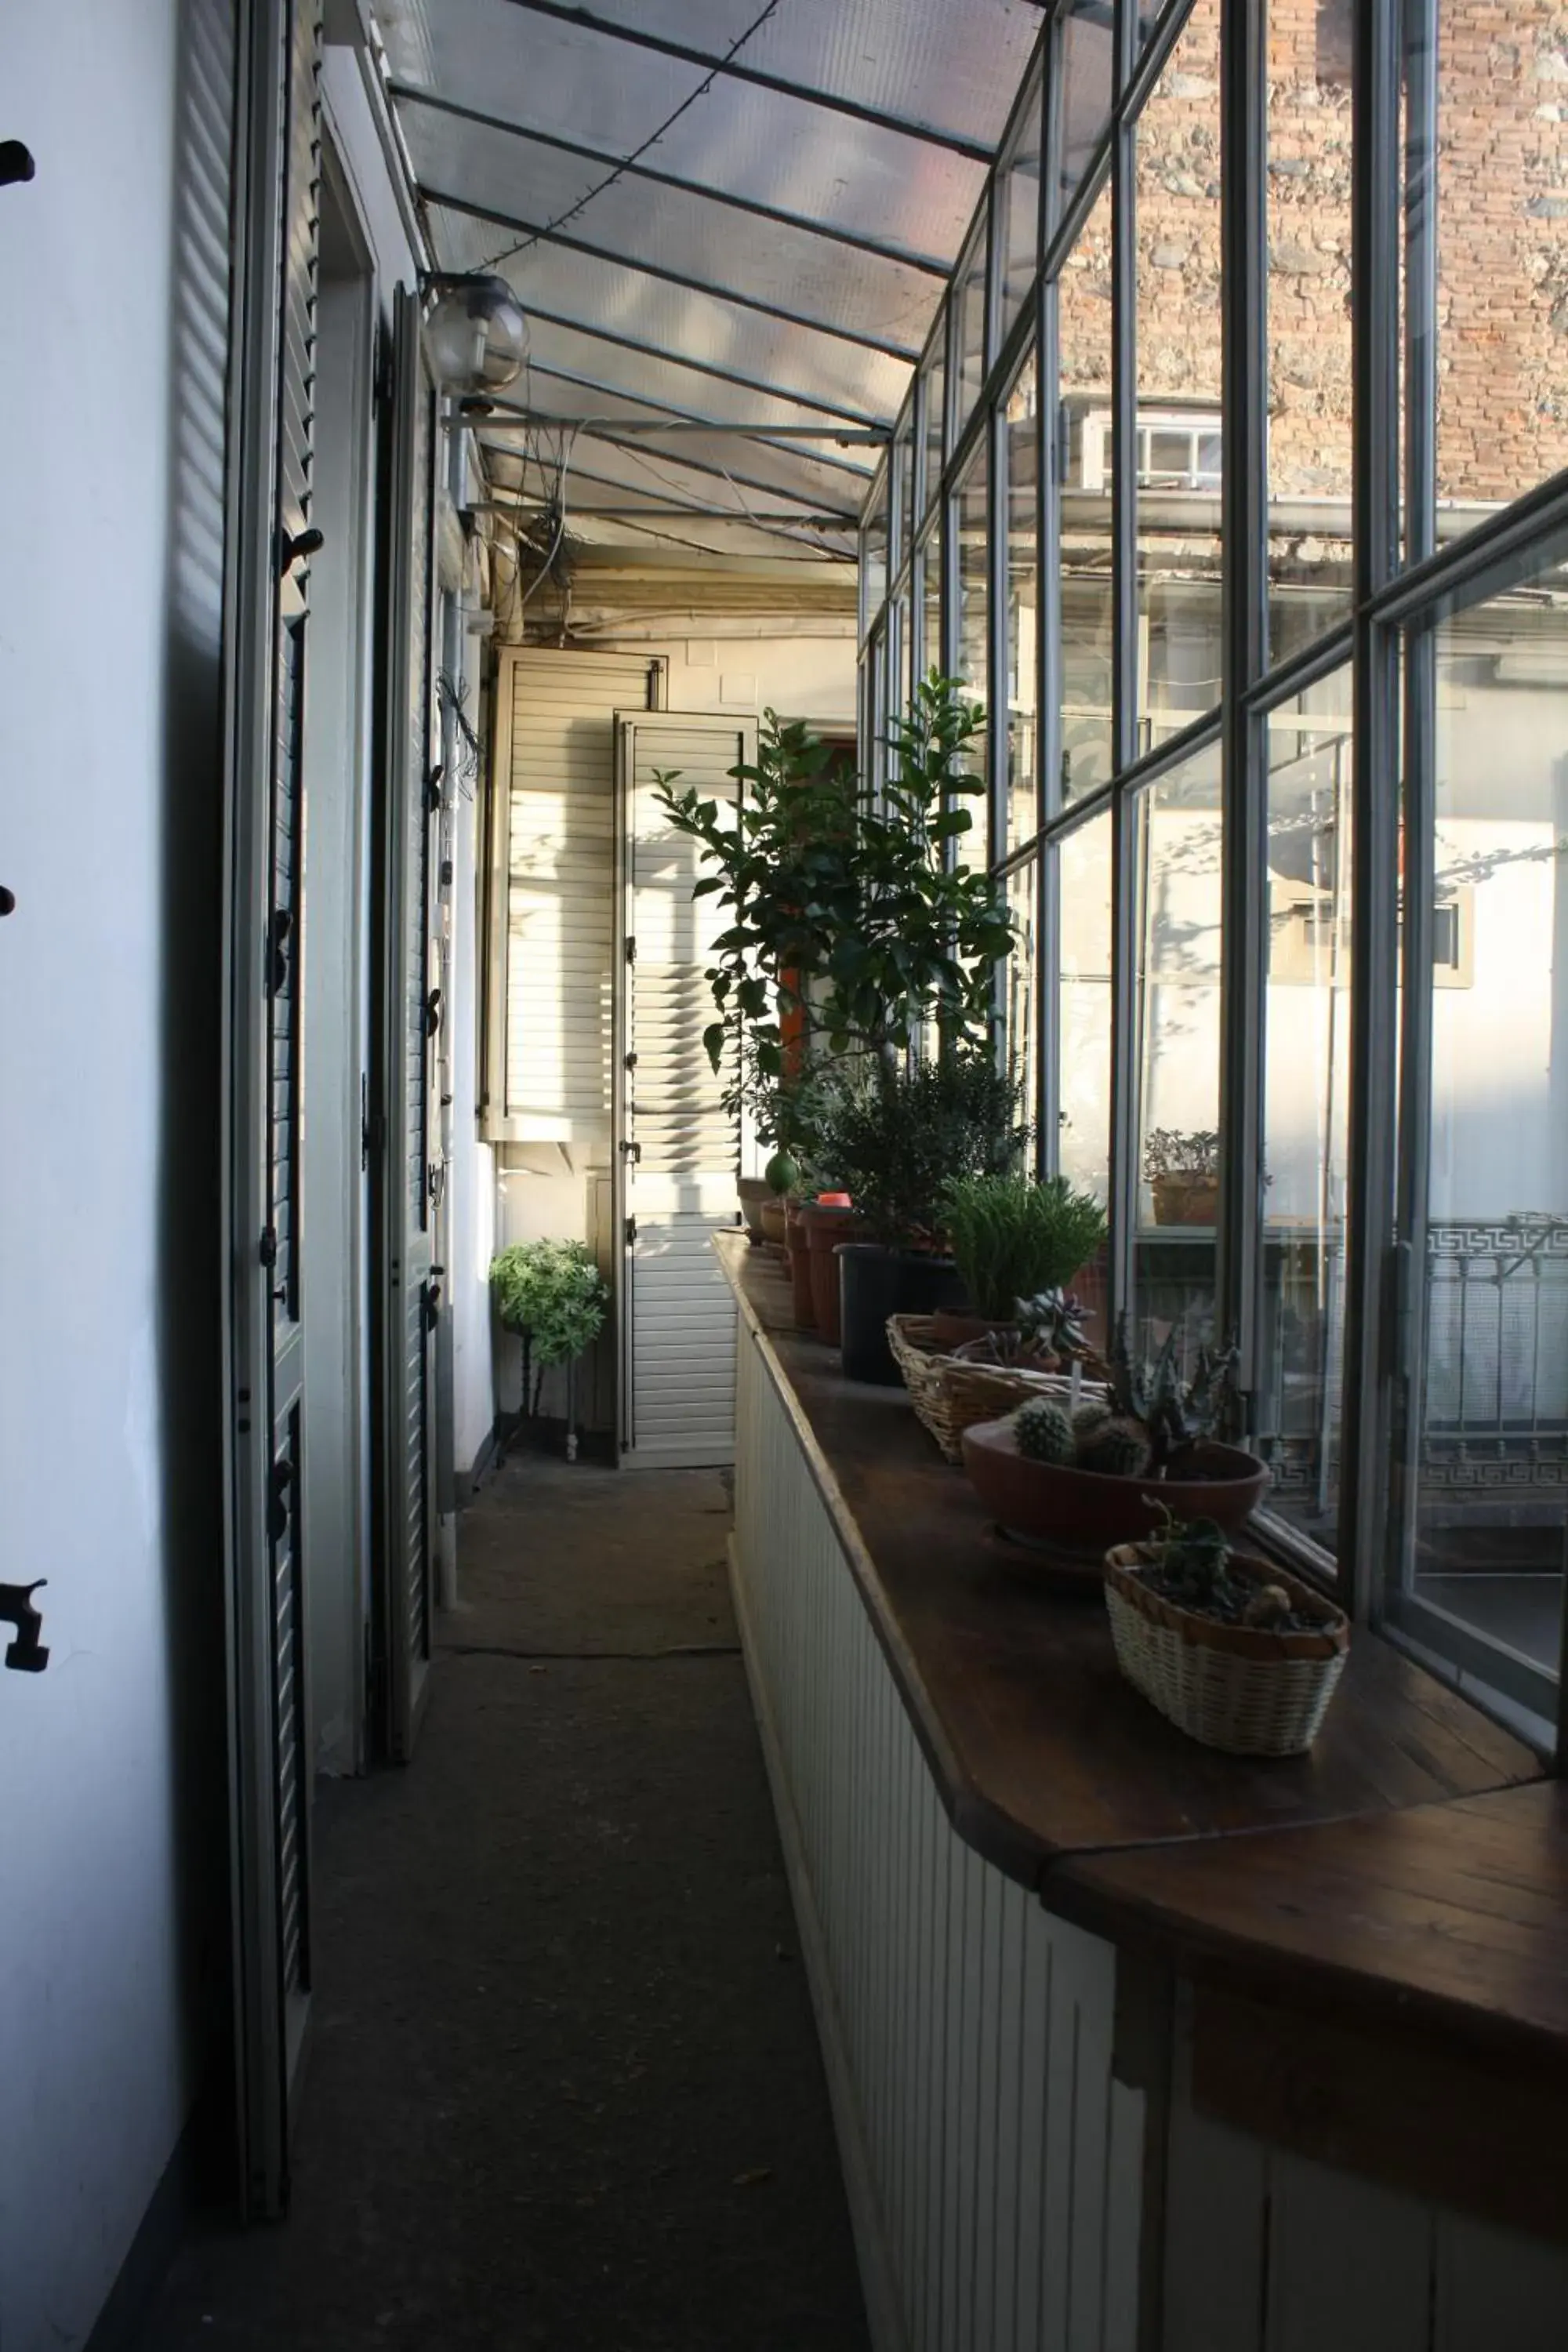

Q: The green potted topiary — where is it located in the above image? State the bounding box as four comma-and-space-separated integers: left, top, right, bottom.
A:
934, 1173, 1108, 1352
489, 1240, 609, 1461
811, 1050, 1029, 1382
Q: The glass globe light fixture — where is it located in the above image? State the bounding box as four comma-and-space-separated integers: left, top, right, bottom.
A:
424, 274, 528, 399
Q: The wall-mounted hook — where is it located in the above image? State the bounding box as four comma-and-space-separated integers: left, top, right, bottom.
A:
0, 1582, 49, 1672
0, 143, 37, 188
278, 524, 324, 578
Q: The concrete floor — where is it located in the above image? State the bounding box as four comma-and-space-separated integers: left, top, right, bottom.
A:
141, 1449, 869, 2352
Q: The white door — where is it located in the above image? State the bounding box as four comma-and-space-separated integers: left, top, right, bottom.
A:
614, 714, 753, 1469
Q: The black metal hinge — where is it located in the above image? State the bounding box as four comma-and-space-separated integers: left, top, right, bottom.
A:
259, 1225, 278, 1268
625, 1217, 636, 1248
625, 935, 636, 964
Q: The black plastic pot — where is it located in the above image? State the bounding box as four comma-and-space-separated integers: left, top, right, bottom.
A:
837, 1243, 967, 1385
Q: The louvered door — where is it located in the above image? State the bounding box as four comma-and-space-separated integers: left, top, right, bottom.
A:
227, 0, 321, 2220
614, 716, 752, 1468
374, 287, 439, 1760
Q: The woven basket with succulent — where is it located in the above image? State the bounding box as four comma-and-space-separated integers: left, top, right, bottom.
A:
1104, 1508, 1348, 1755
889, 1290, 1108, 1463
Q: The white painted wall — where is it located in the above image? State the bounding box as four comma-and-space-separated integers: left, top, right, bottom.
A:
0, 5, 224, 2342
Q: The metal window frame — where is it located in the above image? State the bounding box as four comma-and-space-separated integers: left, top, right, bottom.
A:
851, 0, 1568, 1744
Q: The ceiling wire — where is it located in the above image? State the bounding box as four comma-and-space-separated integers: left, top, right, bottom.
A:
477, 0, 787, 274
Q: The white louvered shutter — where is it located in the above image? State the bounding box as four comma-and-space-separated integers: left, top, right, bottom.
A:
488, 650, 659, 1142
614, 715, 753, 1469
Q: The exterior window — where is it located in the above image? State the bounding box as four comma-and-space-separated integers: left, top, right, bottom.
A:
1004, 856, 1039, 1146
952, 219, 990, 441
861, 466, 887, 641
1004, 349, 1040, 853
1060, 4, 1114, 220
997, 61, 1043, 346
1385, 557, 1568, 1731
919, 326, 946, 526
953, 444, 990, 856
1058, 181, 1115, 804
1133, 0, 1224, 745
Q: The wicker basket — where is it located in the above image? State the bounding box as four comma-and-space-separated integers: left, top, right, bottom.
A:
1103, 1544, 1349, 1757
887, 1314, 1107, 1463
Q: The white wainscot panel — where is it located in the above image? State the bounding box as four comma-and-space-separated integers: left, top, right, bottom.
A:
731, 1323, 1143, 2352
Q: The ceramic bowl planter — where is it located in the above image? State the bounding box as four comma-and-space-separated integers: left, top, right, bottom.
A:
960, 1416, 1269, 1555
1104, 1543, 1348, 1755
801, 1201, 866, 1345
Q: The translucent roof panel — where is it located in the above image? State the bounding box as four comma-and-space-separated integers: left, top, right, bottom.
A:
481, 433, 860, 560
378, 0, 986, 262
430, 205, 914, 426
399, 97, 939, 356
372, 0, 1045, 528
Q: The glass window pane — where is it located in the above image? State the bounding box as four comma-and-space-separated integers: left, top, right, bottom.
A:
918, 521, 942, 686
1261, 665, 1354, 1550
1131, 740, 1225, 1365
1057, 179, 1116, 803
893, 398, 915, 576
1004, 856, 1039, 1151
1134, 0, 1224, 748
1432, 9, 1568, 523
954, 443, 990, 858
1266, 0, 1354, 661
1057, 809, 1114, 1352
1389, 561, 1568, 1726
1005, 348, 1040, 852
861, 465, 888, 639
891, 588, 911, 733
953, 216, 991, 440
919, 326, 946, 521
1059, 5, 1114, 223
999, 60, 1043, 344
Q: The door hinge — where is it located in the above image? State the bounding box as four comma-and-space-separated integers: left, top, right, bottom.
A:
267, 1455, 292, 1544
259, 1224, 278, 1268
425, 986, 443, 1037
625, 935, 636, 964
425, 764, 445, 814
625, 1217, 637, 1249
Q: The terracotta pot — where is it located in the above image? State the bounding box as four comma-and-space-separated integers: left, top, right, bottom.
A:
785, 1200, 816, 1331
738, 1177, 771, 1246
759, 1196, 789, 1250
802, 1203, 866, 1345
960, 1418, 1270, 1553
1151, 1174, 1221, 1228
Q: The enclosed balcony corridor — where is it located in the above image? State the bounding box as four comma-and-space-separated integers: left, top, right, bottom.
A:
140, 1456, 867, 2352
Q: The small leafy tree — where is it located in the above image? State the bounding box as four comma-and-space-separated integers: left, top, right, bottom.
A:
804, 1050, 1028, 1246
652, 674, 1015, 1119
490, 1241, 608, 1421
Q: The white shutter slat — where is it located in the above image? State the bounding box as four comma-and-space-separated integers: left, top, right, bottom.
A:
618, 717, 752, 1469
497, 650, 658, 1139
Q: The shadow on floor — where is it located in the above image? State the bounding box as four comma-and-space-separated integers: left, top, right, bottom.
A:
141, 1454, 869, 2351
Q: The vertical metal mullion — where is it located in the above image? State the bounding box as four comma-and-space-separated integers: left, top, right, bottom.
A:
989, 402, 1010, 873
1039, 278, 1062, 1178
1387, 0, 1440, 1614
1108, 93, 1139, 1327
1338, 0, 1405, 1620
1217, 0, 1269, 1422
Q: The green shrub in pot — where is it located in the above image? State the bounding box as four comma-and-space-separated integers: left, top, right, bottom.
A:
938, 1173, 1108, 1328
804, 1051, 1028, 1247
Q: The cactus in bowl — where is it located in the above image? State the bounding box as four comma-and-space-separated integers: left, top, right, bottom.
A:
1076, 1416, 1153, 1479
1012, 1396, 1076, 1465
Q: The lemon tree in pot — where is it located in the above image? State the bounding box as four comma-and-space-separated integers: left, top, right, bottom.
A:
935, 1174, 1107, 1356
961, 1316, 1269, 1555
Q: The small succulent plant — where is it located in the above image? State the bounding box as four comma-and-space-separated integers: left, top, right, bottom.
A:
1077, 1415, 1153, 1479
1099, 1315, 1240, 1472
1012, 1396, 1076, 1466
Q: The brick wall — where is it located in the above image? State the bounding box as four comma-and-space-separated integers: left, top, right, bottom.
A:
1055, 0, 1568, 511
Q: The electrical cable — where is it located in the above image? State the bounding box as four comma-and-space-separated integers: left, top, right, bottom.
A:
477, 0, 786, 274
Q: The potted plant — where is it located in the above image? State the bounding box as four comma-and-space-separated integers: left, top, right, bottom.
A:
935, 1173, 1108, 1352
1143, 1129, 1221, 1227
489, 1240, 610, 1461
960, 1316, 1269, 1552
811, 1049, 1029, 1382
1104, 1508, 1348, 1755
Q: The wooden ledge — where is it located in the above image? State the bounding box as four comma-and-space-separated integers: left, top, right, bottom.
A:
719, 1235, 1568, 2071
